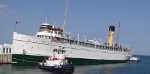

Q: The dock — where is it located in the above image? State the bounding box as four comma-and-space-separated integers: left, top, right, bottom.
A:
0, 44, 12, 64
0, 54, 12, 64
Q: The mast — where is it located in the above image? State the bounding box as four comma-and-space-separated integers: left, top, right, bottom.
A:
116, 22, 120, 44
63, 0, 69, 31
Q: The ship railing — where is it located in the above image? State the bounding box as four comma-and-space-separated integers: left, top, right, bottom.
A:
51, 37, 129, 52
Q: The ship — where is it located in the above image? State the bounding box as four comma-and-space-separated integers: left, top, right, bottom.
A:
11, 22, 132, 65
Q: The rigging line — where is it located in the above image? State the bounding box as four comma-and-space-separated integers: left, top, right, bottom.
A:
63, 0, 69, 30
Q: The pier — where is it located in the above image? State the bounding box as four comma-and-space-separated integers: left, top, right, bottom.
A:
0, 44, 12, 64
0, 54, 12, 64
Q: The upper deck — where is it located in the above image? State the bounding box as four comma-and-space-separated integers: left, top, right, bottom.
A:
36, 23, 64, 38
34, 22, 131, 53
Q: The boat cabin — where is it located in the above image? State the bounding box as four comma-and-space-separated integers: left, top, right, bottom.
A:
36, 23, 63, 38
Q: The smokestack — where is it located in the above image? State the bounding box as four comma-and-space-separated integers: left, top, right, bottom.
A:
108, 25, 115, 47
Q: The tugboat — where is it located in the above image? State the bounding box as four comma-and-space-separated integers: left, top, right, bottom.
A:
39, 47, 74, 73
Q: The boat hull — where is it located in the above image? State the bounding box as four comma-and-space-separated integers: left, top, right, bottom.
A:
39, 64, 74, 72
12, 54, 128, 66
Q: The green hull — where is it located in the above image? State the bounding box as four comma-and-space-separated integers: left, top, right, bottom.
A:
12, 54, 46, 66
67, 58, 127, 65
12, 54, 127, 66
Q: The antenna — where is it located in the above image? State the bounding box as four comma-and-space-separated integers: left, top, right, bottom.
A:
116, 22, 120, 44
45, 16, 48, 23
63, 0, 69, 30
77, 33, 80, 45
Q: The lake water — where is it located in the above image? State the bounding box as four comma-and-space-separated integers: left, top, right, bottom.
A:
0, 55, 149, 74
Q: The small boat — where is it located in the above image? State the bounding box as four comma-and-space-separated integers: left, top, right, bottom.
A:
129, 56, 140, 62
39, 47, 74, 73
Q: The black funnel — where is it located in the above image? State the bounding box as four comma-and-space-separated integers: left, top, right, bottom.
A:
109, 25, 115, 32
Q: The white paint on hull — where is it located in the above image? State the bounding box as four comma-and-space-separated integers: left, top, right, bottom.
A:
11, 32, 132, 61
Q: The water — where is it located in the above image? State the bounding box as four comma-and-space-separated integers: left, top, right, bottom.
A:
0, 55, 149, 74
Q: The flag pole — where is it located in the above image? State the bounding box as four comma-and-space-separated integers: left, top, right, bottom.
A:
15, 18, 20, 32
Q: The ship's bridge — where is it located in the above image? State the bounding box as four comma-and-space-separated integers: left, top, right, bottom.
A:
36, 23, 63, 39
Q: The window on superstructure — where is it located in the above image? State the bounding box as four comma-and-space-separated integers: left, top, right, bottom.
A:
9, 48, 11, 53
86, 43, 89, 47
58, 51, 60, 54
79, 42, 81, 45
112, 47, 115, 51
63, 39, 66, 43
55, 31, 57, 34
124, 48, 127, 52
58, 32, 62, 35
90, 44, 93, 47
3, 48, 5, 53
115, 48, 117, 51
6, 48, 8, 53
75, 40, 78, 44
45, 36, 47, 39
39, 35, 41, 38
111, 47, 113, 51
67, 39, 70, 43
69, 40, 72, 44
107, 46, 109, 49
108, 47, 110, 49
100, 46, 103, 49
50, 30, 53, 33
41, 35, 44, 38
119, 48, 121, 51
45, 36, 48, 39
111, 47, 113, 50
48, 36, 50, 39
105, 46, 107, 49
80, 42, 83, 45
110, 47, 112, 50
120, 48, 122, 52
38, 35, 40, 38
103, 46, 105, 49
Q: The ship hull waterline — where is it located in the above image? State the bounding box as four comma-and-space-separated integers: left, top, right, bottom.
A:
12, 54, 128, 66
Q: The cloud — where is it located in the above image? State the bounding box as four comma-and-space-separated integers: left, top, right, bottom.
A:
0, 4, 8, 8
0, 4, 9, 16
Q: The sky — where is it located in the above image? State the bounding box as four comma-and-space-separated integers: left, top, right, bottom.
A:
0, 0, 150, 56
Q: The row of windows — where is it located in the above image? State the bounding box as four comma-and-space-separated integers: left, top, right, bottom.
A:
3, 48, 11, 53
37, 35, 62, 39
51, 38, 130, 52
39, 29, 63, 35
40, 26, 63, 32
37, 35, 52, 39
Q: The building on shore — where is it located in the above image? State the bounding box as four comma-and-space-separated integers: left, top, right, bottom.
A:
0, 44, 12, 64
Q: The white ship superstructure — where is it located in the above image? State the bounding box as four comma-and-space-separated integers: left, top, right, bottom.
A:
11, 22, 132, 65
